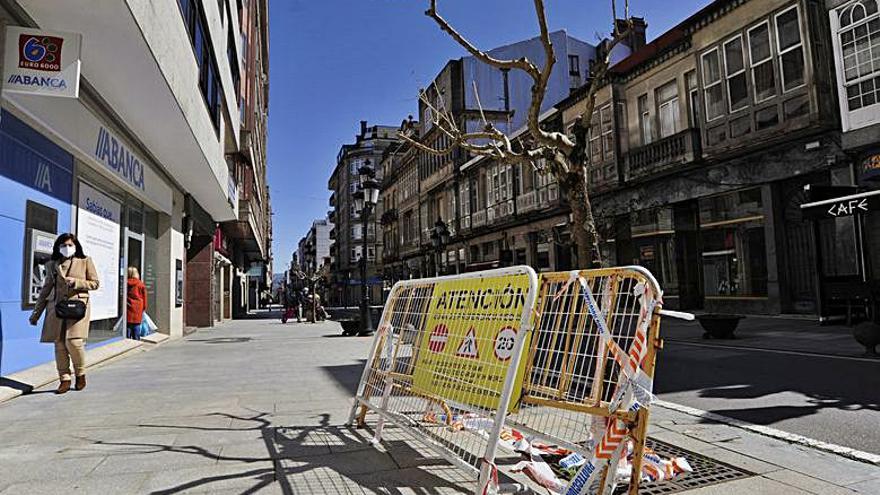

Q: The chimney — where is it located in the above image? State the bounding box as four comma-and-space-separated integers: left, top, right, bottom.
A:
618, 17, 647, 52
360, 120, 367, 137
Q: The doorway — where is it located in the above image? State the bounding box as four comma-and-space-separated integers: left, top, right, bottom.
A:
124, 229, 145, 326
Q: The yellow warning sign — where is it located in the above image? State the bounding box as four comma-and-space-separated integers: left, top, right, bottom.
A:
412, 274, 532, 413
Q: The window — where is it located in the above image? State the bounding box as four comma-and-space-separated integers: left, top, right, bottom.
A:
459, 181, 471, 218
656, 81, 680, 138
702, 48, 726, 120
724, 36, 749, 112
600, 104, 614, 159
776, 6, 805, 92
686, 70, 701, 126
699, 188, 767, 297
589, 112, 602, 163
748, 22, 777, 102
178, 0, 223, 133
568, 55, 580, 75
638, 94, 652, 144
837, 0, 880, 111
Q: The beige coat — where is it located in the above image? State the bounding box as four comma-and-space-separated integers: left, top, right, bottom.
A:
31, 257, 100, 342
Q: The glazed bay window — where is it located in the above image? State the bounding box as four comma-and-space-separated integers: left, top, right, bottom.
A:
699, 188, 768, 297
748, 21, 777, 102
601, 104, 614, 160
589, 112, 602, 163
776, 6, 806, 92
702, 48, 726, 120
656, 81, 680, 138
837, 0, 880, 112
724, 36, 749, 112
638, 94, 652, 144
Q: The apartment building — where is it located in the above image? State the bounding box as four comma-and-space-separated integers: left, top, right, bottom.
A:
379, 0, 853, 318
327, 121, 400, 306
809, 0, 880, 320
0, 0, 270, 376
379, 30, 610, 281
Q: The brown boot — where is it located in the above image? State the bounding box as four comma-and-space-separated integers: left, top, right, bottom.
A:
56, 380, 71, 395
75, 375, 86, 391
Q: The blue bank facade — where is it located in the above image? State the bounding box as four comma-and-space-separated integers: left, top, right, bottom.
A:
0, 109, 74, 376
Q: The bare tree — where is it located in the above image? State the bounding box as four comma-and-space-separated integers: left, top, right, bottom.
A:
400, 0, 633, 267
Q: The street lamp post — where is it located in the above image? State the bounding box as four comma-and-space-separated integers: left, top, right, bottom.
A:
354, 160, 379, 337
429, 217, 450, 277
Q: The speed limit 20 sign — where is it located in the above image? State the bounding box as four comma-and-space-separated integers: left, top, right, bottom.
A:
493, 327, 518, 361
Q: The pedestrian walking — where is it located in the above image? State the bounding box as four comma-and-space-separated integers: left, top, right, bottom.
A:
126, 267, 148, 340
29, 233, 100, 394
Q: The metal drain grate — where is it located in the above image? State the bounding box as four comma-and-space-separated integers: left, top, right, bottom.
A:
613, 438, 754, 494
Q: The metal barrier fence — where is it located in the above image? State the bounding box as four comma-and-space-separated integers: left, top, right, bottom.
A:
508, 267, 666, 495
348, 266, 539, 493
350, 266, 685, 495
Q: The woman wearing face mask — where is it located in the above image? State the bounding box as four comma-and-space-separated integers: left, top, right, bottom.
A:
29, 233, 100, 394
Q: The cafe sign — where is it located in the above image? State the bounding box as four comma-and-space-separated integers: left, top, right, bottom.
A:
3, 26, 81, 98
801, 188, 880, 219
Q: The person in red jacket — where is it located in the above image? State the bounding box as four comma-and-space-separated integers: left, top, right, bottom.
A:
126, 267, 148, 340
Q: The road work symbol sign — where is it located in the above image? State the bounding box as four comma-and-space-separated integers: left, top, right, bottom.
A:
455, 328, 479, 358
412, 274, 532, 412
428, 324, 448, 353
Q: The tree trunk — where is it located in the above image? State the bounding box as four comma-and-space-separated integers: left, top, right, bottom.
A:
566, 168, 602, 268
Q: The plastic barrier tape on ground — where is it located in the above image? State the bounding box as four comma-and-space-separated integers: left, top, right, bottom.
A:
563, 273, 661, 495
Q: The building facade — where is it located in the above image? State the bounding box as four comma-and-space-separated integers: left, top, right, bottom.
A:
378, 31, 612, 283
377, 0, 857, 318
327, 122, 400, 306
0, 0, 270, 377
297, 218, 333, 273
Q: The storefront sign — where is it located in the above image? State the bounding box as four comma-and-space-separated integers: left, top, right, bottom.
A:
77, 181, 121, 321
94, 126, 145, 191
861, 154, 880, 182
2, 26, 81, 98
801, 188, 880, 219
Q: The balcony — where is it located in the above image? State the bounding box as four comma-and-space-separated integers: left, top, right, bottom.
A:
329, 191, 336, 207
624, 129, 701, 182
517, 191, 537, 213
329, 227, 336, 240
328, 210, 336, 223
472, 210, 487, 228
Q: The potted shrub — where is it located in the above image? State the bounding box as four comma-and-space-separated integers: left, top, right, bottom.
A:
697, 314, 745, 339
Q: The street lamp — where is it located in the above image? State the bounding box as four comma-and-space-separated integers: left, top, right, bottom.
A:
429, 217, 450, 277
355, 160, 379, 337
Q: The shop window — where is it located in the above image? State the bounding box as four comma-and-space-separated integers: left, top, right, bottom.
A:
699, 189, 768, 297
818, 217, 859, 276
631, 208, 678, 295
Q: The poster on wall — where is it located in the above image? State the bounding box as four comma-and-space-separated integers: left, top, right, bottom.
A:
77, 182, 121, 321
2, 26, 82, 98
25, 229, 56, 306
175, 259, 183, 307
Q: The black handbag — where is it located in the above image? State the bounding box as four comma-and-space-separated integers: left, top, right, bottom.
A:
54, 260, 87, 321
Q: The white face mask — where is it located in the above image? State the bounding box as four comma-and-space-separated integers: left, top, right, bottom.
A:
60, 245, 76, 258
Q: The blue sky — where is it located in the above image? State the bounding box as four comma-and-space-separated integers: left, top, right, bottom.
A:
266, 0, 712, 269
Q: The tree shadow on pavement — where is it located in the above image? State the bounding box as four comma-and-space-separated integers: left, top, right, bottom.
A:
81, 411, 471, 494
655, 348, 880, 425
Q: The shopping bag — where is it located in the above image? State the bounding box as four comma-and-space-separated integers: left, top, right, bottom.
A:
143, 312, 158, 332
136, 320, 150, 338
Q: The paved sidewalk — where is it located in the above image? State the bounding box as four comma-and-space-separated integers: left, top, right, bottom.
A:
0, 315, 877, 494
662, 315, 874, 358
